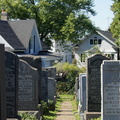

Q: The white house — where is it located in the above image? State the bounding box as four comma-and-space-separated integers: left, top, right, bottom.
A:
0, 19, 42, 54
50, 40, 73, 63
73, 30, 118, 67
0, 18, 62, 67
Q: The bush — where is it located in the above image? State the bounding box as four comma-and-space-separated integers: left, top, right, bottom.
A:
48, 100, 55, 111
18, 112, 37, 120
41, 101, 49, 115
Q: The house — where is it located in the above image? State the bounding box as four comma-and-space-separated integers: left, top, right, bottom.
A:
0, 19, 42, 54
0, 11, 62, 67
50, 39, 73, 63
73, 30, 118, 67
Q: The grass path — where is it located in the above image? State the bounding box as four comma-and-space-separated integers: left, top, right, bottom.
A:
43, 94, 80, 120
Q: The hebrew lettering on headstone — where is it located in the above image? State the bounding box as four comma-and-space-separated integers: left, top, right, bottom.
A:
5, 51, 19, 118
101, 60, 120, 120
0, 44, 6, 120
18, 60, 38, 110
87, 54, 109, 112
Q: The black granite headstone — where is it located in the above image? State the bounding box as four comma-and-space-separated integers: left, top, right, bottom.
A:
5, 51, 19, 118
0, 44, 6, 120
87, 54, 109, 112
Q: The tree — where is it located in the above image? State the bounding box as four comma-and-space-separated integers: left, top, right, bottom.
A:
110, 0, 120, 59
0, 0, 96, 46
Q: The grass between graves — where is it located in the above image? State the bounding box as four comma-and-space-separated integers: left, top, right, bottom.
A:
43, 94, 80, 120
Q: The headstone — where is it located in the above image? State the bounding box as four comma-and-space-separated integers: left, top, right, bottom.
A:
19, 55, 42, 103
85, 54, 109, 120
101, 60, 120, 120
0, 44, 6, 120
79, 73, 86, 113
5, 51, 19, 118
18, 60, 38, 110
41, 69, 48, 102
48, 77, 57, 102
87, 54, 109, 112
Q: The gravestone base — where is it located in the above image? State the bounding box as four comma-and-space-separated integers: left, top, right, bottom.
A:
18, 110, 42, 120
84, 112, 101, 120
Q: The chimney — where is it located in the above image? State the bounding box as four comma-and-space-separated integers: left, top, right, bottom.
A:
1, 9, 8, 21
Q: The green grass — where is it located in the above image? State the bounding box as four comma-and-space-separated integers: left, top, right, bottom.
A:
42, 95, 63, 120
43, 94, 80, 120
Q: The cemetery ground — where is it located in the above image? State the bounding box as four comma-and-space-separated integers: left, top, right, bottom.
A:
43, 94, 80, 120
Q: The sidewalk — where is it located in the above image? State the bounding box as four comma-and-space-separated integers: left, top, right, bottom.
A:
55, 101, 76, 120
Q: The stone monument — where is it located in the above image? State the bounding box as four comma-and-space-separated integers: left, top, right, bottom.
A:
101, 60, 120, 120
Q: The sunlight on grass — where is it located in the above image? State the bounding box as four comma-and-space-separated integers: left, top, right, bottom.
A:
43, 94, 80, 120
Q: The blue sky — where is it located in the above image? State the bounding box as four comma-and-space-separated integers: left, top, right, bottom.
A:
89, 0, 114, 30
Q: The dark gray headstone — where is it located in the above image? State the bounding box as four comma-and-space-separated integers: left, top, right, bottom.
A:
48, 77, 57, 102
41, 69, 48, 102
101, 60, 120, 120
87, 54, 109, 112
5, 51, 19, 118
19, 55, 42, 103
18, 60, 38, 110
0, 44, 6, 120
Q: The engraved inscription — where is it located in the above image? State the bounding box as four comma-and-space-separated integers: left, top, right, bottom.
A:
104, 81, 120, 115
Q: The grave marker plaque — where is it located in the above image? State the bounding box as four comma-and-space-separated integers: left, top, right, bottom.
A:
5, 51, 19, 118
87, 54, 109, 112
0, 44, 6, 120
101, 60, 120, 120
18, 60, 38, 110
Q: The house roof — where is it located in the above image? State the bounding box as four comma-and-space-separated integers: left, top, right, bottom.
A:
0, 20, 25, 50
0, 19, 38, 51
8, 19, 35, 49
97, 30, 116, 44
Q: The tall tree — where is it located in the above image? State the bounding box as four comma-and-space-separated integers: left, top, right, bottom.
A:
110, 0, 120, 59
0, 0, 96, 46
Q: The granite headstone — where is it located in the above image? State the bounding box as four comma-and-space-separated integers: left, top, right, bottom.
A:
5, 51, 19, 118
87, 54, 109, 112
0, 44, 6, 120
19, 55, 42, 103
48, 77, 57, 102
101, 60, 120, 120
18, 60, 38, 110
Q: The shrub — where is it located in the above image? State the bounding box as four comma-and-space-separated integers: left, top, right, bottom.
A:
41, 101, 49, 115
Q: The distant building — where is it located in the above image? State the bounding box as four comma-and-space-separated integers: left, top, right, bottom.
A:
73, 30, 118, 67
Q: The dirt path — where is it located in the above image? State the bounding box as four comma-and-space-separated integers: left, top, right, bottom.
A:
55, 101, 76, 120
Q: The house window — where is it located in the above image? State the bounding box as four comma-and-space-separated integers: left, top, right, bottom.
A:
29, 35, 35, 54
90, 37, 102, 45
90, 39, 93, 44
81, 54, 86, 62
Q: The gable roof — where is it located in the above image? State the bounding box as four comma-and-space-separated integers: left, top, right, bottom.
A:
8, 19, 35, 49
97, 30, 116, 45
0, 20, 25, 50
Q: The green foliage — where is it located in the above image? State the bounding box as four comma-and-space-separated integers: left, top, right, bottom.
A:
48, 100, 55, 111
90, 116, 101, 120
0, 0, 96, 46
18, 112, 37, 120
110, 0, 120, 47
41, 101, 49, 115
55, 62, 80, 94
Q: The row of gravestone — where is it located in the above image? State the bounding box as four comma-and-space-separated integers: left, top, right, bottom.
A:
0, 44, 57, 120
76, 54, 120, 120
